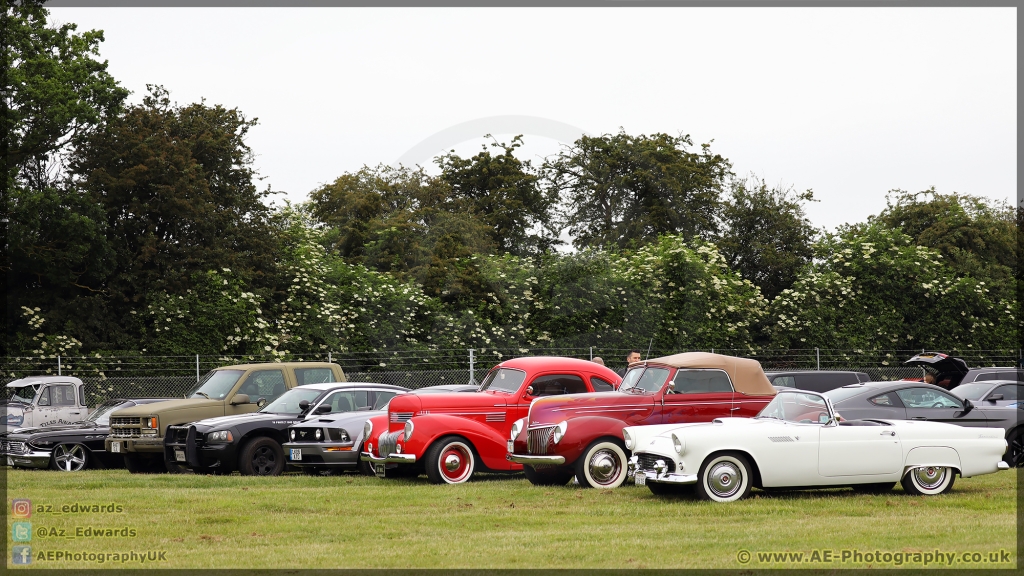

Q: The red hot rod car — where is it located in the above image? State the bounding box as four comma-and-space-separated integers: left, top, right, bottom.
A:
507, 352, 777, 488
360, 357, 620, 484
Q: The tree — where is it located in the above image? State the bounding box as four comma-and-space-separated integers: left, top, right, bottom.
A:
717, 177, 818, 301
70, 86, 279, 318
436, 136, 558, 256
543, 131, 731, 250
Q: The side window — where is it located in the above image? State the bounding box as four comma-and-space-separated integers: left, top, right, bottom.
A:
976, 372, 999, 381
771, 376, 796, 388
895, 387, 962, 409
79, 385, 86, 407
997, 372, 1019, 382
372, 392, 398, 410
37, 387, 51, 406
530, 374, 588, 396
673, 370, 734, 394
295, 368, 335, 385
869, 393, 900, 407
991, 385, 1018, 401
238, 370, 287, 402
52, 385, 75, 406
591, 377, 614, 392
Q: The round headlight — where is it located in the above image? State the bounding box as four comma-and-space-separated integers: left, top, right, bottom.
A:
510, 418, 525, 441
314, 429, 322, 440
340, 429, 350, 442
552, 421, 568, 444
671, 433, 684, 455
289, 429, 296, 441
363, 420, 372, 439
404, 420, 414, 442
623, 429, 633, 450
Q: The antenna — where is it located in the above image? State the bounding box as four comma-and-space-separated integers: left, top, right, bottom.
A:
644, 338, 653, 360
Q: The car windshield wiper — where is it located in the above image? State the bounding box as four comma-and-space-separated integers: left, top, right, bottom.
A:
754, 415, 781, 420
192, 391, 210, 399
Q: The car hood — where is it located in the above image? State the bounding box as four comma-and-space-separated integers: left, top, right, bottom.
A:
389, 390, 508, 414
528, 391, 650, 425
190, 411, 305, 430
112, 398, 223, 417
300, 409, 384, 429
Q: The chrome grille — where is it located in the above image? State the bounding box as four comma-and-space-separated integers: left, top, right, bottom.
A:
527, 426, 555, 455
111, 417, 141, 426
109, 427, 141, 438
7, 441, 27, 454
378, 430, 401, 456
0, 439, 8, 453
635, 453, 676, 473
389, 412, 413, 423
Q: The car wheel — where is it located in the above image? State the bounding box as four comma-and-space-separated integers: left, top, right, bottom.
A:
851, 482, 895, 494
696, 452, 753, 502
901, 466, 956, 495
357, 444, 375, 476
50, 444, 89, 472
524, 465, 574, 486
1005, 428, 1024, 467
238, 437, 285, 476
575, 440, 628, 489
424, 436, 475, 484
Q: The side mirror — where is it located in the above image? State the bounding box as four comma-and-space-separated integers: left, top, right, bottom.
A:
298, 399, 310, 411
961, 399, 974, 414
525, 386, 534, 397
230, 394, 251, 406
987, 394, 1004, 402
256, 398, 268, 408
667, 381, 676, 393
314, 404, 332, 414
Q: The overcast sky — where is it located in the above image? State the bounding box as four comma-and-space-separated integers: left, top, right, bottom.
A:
50, 7, 1017, 232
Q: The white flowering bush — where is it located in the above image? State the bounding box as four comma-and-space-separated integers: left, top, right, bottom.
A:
767, 223, 1016, 353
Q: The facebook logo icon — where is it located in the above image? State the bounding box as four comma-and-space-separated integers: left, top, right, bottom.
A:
12, 545, 32, 565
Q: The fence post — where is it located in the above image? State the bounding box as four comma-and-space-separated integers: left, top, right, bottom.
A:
196, 354, 200, 384
815, 348, 820, 371
589, 346, 593, 361
468, 349, 476, 385
328, 351, 332, 364
57, 355, 61, 376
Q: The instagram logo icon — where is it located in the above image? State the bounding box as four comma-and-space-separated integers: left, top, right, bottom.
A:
12, 499, 31, 518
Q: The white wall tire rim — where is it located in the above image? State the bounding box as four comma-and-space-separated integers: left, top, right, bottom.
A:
701, 455, 750, 502
909, 466, 952, 495
582, 442, 627, 489
438, 441, 474, 484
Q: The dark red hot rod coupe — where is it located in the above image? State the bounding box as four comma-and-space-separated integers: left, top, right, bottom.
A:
360, 356, 620, 484
508, 352, 777, 488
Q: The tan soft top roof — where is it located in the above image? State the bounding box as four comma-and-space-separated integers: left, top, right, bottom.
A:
644, 352, 775, 396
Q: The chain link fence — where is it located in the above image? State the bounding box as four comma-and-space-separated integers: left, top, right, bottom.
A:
2, 348, 1019, 407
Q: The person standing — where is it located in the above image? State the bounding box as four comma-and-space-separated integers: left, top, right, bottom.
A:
617, 350, 642, 376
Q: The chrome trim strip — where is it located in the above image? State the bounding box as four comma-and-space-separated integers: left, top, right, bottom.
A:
507, 453, 566, 465
642, 470, 699, 485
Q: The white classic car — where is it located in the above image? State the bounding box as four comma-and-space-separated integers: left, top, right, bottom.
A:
625, 388, 1008, 502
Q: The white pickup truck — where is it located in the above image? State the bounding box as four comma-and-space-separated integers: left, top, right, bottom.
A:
2, 376, 89, 434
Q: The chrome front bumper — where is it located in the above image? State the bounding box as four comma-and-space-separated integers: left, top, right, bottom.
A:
627, 455, 698, 485
7, 450, 52, 469
507, 453, 566, 466
360, 451, 417, 465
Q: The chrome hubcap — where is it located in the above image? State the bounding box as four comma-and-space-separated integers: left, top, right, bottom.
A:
54, 444, 86, 472
588, 450, 620, 484
914, 466, 946, 489
708, 462, 741, 497
444, 454, 461, 471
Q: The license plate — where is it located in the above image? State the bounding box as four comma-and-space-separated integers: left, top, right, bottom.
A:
635, 473, 646, 486
110, 442, 120, 453
174, 449, 185, 462
290, 449, 302, 461
373, 463, 386, 478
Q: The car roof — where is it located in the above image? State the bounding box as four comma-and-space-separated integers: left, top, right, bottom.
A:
214, 362, 340, 371
765, 371, 868, 376
6, 376, 84, 387
293, 382, 408, 392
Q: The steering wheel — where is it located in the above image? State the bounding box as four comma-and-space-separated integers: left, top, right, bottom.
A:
931, 401, 946, 408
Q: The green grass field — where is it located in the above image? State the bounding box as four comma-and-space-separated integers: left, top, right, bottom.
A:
4, 468, 1018, 569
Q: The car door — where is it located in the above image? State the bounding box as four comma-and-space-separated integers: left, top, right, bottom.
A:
51, 384, 83, 424
229, 369, 286, 415
660, 369, 734, 424
818, 423, 903, 477
895, 387, 988, 427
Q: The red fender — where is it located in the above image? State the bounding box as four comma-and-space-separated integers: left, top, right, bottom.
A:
401, 414, 518, 472
541, 415, 631, 468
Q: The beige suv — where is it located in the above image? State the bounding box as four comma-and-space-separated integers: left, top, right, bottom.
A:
105, 362, 346, 472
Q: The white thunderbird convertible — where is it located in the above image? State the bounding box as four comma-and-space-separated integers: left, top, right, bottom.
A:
625, 388, 1008, 502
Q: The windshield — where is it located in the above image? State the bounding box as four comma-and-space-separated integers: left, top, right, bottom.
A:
187, 370, 244, 400
949, 383, 994, 401
86, 400, 127, 425
757, 391, 831, 424
823, 385, 870, 403
619, 367, 670, 394
478, 368, 527, 394
260, 388, 325, 415
8, 384, 39, 403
